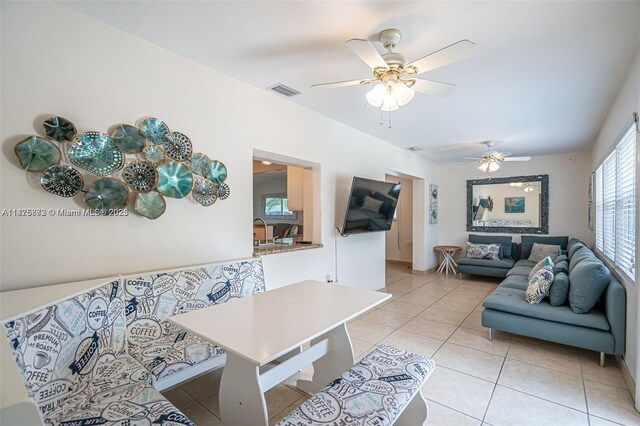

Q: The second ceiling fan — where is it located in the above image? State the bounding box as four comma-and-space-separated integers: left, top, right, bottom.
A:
312, 28, 477, 125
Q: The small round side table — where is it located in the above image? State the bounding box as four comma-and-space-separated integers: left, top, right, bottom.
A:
434, 245, 462, 274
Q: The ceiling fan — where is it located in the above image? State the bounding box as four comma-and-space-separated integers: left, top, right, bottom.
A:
311, 29, 476, 126
466, 142, 532, 172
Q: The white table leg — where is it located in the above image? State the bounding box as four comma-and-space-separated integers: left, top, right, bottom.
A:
219, 353, 268, 426
395, 389, 429, 426
297, 322, 354, 394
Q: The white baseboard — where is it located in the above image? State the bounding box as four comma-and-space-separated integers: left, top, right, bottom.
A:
617, 355, 636, 401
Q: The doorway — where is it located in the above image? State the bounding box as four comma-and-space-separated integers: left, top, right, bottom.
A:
385, 174, 414, 270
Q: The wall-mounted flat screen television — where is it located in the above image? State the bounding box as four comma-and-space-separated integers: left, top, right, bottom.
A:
340, 177, 402, 235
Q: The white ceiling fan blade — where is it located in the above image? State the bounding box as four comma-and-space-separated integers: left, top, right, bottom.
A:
311, 79, 372, 89
407, 40, 477, 75
411, 79, 455, 97
464, 157, 482, 161
497, 152, 512, 157
502, 156, 532, 162
346, 39, 388, 70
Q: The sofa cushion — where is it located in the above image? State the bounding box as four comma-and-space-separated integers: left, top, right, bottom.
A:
483, 287, 610, 331
499, 275, 530, 291
554, 261, 569, 276
555, 255, 568, 263
506, 265, 534, 277
568, 242, 586, 260
521, 236, 569, 259
458, 257, 515, 269
567, 238, 587, 254
550, 272, 570, 307
569, 246, 595, 274
569, 259, 612, 314
466, 242, 501, 261
528, 243, 562, 262
469, 234, 513, 258
526, 266, 554, 304
514, 259, 536, 268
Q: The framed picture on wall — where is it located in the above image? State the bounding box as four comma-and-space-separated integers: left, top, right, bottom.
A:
429, 184, 438, 204
504, 197, 525, 213
588, 172, 595, 230
429, 204, 438, 224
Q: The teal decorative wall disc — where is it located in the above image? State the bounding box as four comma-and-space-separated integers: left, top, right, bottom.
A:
190, 153, 211, 177
140, 118, 169, 145
69, 131, 124, 176
143, 145, 165, 166
111, 124, 145, 154
164, 131, 192, 161
41, 165, 84, 197
208, 160, 228, 184
135, 191, 166, 220
14, 136, 61, 172
84, 178, 129, 214
217, 182, 230, 200
123, 161, 157, 193
192, 179, 218, 206
43, 116, 77, 142
157, 162, 193, 199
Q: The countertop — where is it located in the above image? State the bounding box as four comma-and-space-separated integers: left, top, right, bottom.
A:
253, 242, 323, 256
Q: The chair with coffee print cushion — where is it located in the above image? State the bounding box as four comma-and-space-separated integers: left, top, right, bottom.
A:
123, 257, 266, 389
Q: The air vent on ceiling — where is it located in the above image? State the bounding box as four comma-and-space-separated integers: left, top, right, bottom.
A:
268, 83, 300, 97
406, 146, 422, 152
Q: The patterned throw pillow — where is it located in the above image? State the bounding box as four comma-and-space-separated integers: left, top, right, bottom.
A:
526, 265, 555, 304
466, 242, 500, 261
529, 256, 554, 280
528, 243, 562, 262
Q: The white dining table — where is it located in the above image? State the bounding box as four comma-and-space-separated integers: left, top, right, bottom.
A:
168, 279, 390, 426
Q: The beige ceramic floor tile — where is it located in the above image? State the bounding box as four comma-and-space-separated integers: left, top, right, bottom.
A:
360, 308, 414, 328
417, 306, 470, 326
265, 385, 306, 419
351, 337, 374, 358
347, 319, 395, 344
162, 387, 198, 411
425, 400, 481, 425
484, 386, 588, 426
393, 275, 433, 287
383, 284, 413, 297
179, 368, 223, 400
459, 311, 486, 332
506, 338, 581, 376
199, 391, 221, 418
400, 317, 457, 341
588, 415, 625, 426
379, 329, 444, 358
397, 291, 442, 307
421, 366, 494, 419
580, 350, 627, 389
433, 342, 504, 383
584, 379, 640, 425
379, 300, 427, 316
180, 402, 222, 426
269, 396, 307, 425
430, 299, 479, 315
448, 327, 512, 356
498, 358, 586, 411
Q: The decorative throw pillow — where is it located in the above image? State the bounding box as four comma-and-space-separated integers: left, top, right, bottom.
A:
529, 256, 554, 280
555, 255, 568, 264
361, 195, 383, 213
466, 242, 500, 261
553, 260, 569, 276
569, 259, 611, 314
549, 272, 570, 307
526, 266, 555, 304
528, 243, 562, 262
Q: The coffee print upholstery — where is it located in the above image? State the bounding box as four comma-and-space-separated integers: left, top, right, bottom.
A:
123, 258, 265, 383
277, 345, 435, 426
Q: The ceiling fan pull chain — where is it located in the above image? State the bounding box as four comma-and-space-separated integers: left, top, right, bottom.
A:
388, 109, 392, 129
379, 109, 383, 126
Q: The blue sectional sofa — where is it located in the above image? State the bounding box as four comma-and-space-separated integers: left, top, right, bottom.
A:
457, 234, 519, 278
481, 238, 626, 364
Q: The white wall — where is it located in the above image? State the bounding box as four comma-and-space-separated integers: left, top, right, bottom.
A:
385, 175, 413, 263
590, 49, 640, 389
0, 2, 439, 292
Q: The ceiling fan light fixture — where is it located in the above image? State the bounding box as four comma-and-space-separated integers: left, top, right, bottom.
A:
488, 161, 501, 172
394, 82, 415, 106
478, 162, 489, 172
365, 84, 386, 107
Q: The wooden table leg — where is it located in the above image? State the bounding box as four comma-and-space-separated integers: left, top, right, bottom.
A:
219, 353, 268, 426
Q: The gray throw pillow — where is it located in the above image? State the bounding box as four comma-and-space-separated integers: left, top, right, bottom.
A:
549, 272, 570, 306
553, 261, 569, 276
568, 259, 611, 314
528, 243, 562, 262
568, 247, 594, 274
466, 242, 500, 261
526, 266, 554, 304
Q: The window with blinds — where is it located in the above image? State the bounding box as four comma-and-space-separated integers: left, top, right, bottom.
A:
594, 115, 637, 283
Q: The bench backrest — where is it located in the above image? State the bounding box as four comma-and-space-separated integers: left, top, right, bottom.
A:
2, 278, 126, 400
122, 258, 265, 346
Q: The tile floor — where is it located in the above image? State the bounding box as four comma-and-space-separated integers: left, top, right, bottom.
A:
162, 263, 640, 425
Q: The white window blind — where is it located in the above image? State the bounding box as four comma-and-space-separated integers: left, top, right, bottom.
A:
602, 151, 617, 260
615, 124, 636, 280
595, 165, 604, 252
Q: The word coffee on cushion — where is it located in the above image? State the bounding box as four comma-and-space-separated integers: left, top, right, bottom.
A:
466, 242, 500, 261
526, 264, 555, 304
529, 256, 554, 280
528, 243, 562, 262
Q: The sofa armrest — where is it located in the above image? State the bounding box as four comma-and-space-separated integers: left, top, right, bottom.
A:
603, 277, 626, 355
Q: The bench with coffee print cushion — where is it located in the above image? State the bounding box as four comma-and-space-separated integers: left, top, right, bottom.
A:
2, 278, 195, 426
123, 257, 266, 389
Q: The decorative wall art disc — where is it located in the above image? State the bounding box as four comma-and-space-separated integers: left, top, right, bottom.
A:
164, 131, 193, 161
41, 165, 84, 197
217, 182, 230, 200
43, 116, 77, 142
192, 179, 218, 206
84, 178, 130, 214
208, 160, 228, 184
111, 124, 145, 154
156, 162, 193, 199
140, 118, 169, 145
14, 136, 61, 172
143, 145, 165, 166
122, 161, 157, 193
190, 153, 211, 177
135, 191, 166, 220
69, 132, 124, 176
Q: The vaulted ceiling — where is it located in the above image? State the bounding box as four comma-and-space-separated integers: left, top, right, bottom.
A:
62, 1, 640, 163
